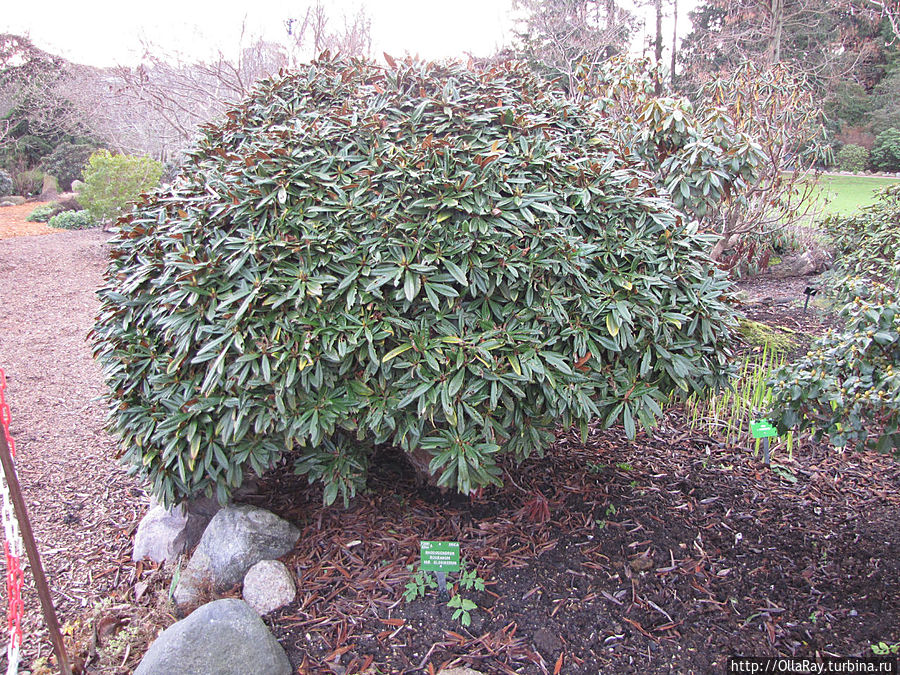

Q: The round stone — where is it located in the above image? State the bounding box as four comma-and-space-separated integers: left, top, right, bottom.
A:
242, 559, 296, 615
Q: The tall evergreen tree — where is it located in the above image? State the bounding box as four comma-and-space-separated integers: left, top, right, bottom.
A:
679, 0, 887, 90
0, 35, 91, 167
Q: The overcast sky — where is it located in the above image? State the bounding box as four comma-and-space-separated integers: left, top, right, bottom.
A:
1, 0, 690, 67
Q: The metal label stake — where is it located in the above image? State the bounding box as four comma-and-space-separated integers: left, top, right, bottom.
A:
750, 420, 777, 467
420, 541, 459, 602
803, 286, 818, 313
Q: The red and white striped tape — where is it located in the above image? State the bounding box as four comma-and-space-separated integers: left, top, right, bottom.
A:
0, 370, 24, 675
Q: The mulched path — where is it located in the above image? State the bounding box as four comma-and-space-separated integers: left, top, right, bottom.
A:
0, 229, 144, 670
0, 203, 56, 239
0, 223, 896, 674
734, 272, 841, 363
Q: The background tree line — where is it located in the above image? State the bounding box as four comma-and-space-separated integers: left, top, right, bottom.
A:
511, 0, 900, 169
0, 1, 371, 192
4, 0, 900, 174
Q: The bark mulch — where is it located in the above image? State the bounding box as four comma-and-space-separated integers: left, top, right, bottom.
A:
242, 419, 899, 674
735, 273, 836, 335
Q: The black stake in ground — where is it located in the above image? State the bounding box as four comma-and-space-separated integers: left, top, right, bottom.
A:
0, 429, 71, 675
435, 571, 449, 601
803, 286, 818, 313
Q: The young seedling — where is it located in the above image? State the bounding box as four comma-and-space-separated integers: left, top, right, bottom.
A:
586, 461, 605, 474
403, 566, 436, 602
447, 594, 478, 627
403, 558, 486, 628
458, 567, 486, 593
871, 642, 900, 656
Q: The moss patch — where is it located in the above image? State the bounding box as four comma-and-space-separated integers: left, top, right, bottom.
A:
736, 318, 797, 352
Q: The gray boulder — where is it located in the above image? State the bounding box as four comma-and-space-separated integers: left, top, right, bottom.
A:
133, 476, 261, 564
39, 174, 59, 201
133, 504, 188, 563
134, 599, 290, 675
173, 504, 299, 609
787, 248, 831, 276
0, 196, 26, 206
243, 559, 296, 615
133, 496, 220, 563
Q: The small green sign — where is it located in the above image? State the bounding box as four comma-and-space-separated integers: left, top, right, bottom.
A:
750, 420, 778, 438
420, 541, 460, 572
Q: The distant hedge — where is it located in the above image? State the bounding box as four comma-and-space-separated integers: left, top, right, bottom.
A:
78, 150, 162, 223
870, 128, 900, 173
837, 144, 869, 173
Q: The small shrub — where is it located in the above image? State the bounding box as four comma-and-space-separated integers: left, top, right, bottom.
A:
48, 210, 94, 230
772, 187, 900, 456
27, 198, 81, 222
93, 58, 738, 508
78, 150, 163, 224
27, 203, 60, 222
14, 169, 43, 196
770, 280, 900, 456
40, 143, 96, 191
823, 185, 900, 281
836, 144, 869, 173
0, 169, 12, 198
869, 127, 900, 173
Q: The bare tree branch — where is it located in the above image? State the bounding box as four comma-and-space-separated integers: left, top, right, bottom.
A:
512, 0, 635, 98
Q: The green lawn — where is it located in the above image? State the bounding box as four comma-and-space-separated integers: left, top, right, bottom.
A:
807, 174, 900, 217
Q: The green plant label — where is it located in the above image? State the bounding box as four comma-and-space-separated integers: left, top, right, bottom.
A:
750, 420, 778, 438
420, 541, 460, 572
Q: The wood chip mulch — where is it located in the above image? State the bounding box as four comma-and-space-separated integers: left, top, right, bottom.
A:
236, 417, 899, 675
0, 229, 148, 672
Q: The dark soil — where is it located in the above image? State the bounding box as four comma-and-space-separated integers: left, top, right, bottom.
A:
735, 274, 837, 335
